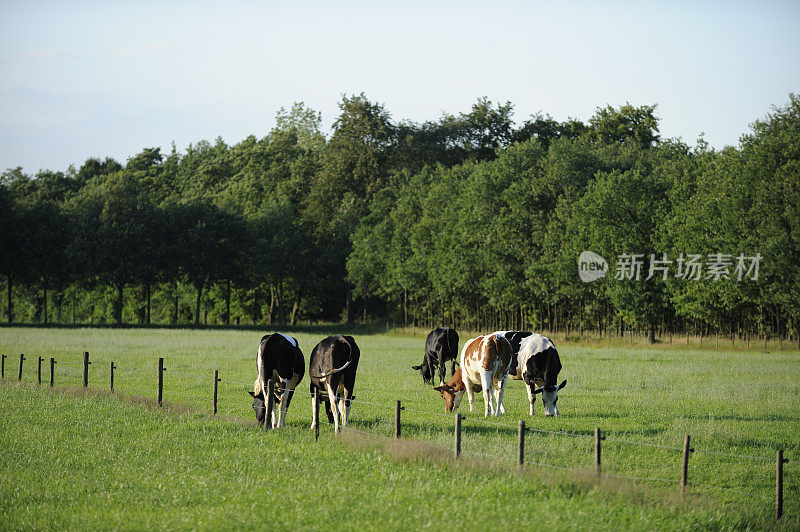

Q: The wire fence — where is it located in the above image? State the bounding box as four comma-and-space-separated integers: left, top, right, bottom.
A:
0, 350, 793, 521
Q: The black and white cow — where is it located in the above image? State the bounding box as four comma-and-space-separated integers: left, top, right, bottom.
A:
249, 333, 305, 428
309, 335, 360, 433
493, 330, 533, 376
412, 327, 459, 386
511, 333, 566, 416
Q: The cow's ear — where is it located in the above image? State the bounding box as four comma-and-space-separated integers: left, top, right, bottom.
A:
412, 365, 422, 371
248, 391, 256, 397
558, 379, 567, 390
433, 386, 444, 392
532, 386, 544, 395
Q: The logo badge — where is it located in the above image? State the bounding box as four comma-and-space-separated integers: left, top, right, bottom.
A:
578, 251, 608, 283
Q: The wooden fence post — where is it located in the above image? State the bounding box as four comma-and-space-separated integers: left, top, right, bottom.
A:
264, 379, 275, 431
110, 362, 115, 393
212, 370, 219, 415
38, 356, 43, 384
777, 449, 788, 521
518, 420, 525, 467
1, 354, 5, 378
681, 434, 693, 496
18, 353, 25, 380
454, 413, 462, 459
49, 358, 55, 387
312, 389, 320, 441
395, 400, 402, 439
82, 351, 90, 388
157, 357, 164, 406
595, 427, 603, 477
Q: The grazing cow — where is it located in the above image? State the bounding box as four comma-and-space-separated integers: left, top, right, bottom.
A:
412, 327, 460, 386
492, 330, 533, 376
309, 335, 360, 433
249, 333, 305, 428
434, 333, 512, 417
512, 334, 566, 416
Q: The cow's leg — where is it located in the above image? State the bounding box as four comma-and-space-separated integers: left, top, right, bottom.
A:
496, 377, 508, 415
276, 378, 292, 428
338, 387, 351, 427
311, 386, 319, 430
525, 383, 536, 415
462, 371, 475, 413
325, 381, 340, 433
438, 354, 446, 387
479, 370, 493, 417
451, 359, 456, 379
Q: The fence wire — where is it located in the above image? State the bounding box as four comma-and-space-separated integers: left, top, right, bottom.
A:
3, 354, 790, 512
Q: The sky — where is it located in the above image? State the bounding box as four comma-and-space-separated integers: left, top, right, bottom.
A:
1, 0, 799, 174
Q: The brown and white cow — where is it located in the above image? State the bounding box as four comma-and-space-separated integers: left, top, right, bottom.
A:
434, 333, 512, 417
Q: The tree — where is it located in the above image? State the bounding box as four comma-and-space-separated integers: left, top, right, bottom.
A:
590, 103, 660, 149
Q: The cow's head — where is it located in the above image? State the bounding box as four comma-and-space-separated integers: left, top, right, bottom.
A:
248, 390, 266, 425
532, 380, 567, 416
433, 384, 464, 412
411, 359, 434, 385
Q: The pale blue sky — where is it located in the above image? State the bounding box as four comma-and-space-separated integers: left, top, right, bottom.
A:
1, 0, 799, 173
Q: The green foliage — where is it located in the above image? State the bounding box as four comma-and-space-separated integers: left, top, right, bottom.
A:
1, 95, 798, 336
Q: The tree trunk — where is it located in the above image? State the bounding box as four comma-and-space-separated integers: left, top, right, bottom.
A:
6, 273, 12, 323
194, 281, 204, 325
290, 290, 301, 326
171, 280, 179, 325
225, 279, 231, 325
277, 281, 286, 326
648, 323, 655, 344
43, 286, 48, 324
252, 287, 258, 325
403, 288, 407, 328
115, 282, 124, 324
146, 282, 151, 325
345, 290, 353, 324
268, 285, 275, 325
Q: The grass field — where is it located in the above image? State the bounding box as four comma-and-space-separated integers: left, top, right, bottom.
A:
1, 327, 799, 530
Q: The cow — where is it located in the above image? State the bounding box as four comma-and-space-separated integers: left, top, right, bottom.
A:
492, 330, 533, 376
412, 327, 459, 386
512, 333, 566, 416
433, 333, 512, 417
249, 333, 305, 428
308, 335, 360, 433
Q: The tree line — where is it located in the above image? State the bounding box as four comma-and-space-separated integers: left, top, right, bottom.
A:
1, 94, 798, 343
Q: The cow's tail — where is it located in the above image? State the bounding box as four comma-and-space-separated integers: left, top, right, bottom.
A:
447, 328, 456, 363
310, 337, 352, 379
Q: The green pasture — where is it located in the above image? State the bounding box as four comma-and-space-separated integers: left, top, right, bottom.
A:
1, 327, 799, 530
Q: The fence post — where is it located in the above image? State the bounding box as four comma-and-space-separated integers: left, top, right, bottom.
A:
518, 420, 525, 467
777, 449, 788, 521
681, 434, 693, 495
110, 362, 115, 393
264, 379, 275, 431
454, 413, 462, 459
595, 427, 603, 477
38, 356, 43, 384
312, 389, 320, 441
18, 353, 25, 380
212, 370, 220, 415
395, 400, 402, 439
157, 357, 164, 406
82, 351, 90, 388
1, 354, 5, 378
50, 358, 55, 387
